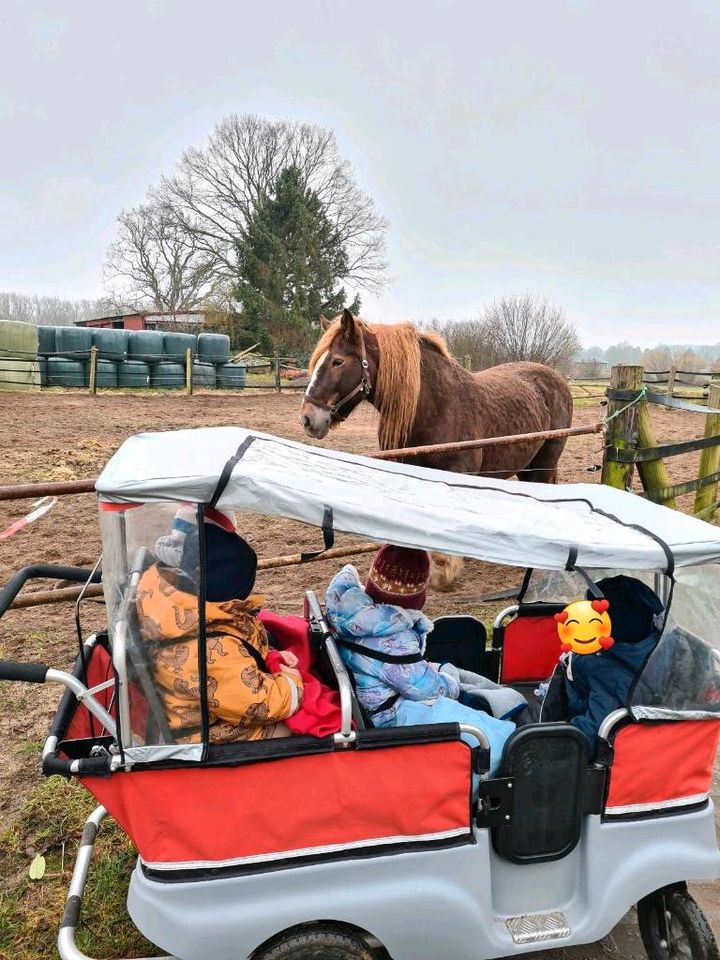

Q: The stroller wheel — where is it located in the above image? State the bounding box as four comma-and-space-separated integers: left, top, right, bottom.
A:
637, 885, 719, 960
253, 925, 377, 960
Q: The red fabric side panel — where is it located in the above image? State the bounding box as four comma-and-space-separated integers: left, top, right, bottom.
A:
500, 616, 560, 683
65, 645, 115, 742
606, 720, 720, 811
82, 741, 471, 866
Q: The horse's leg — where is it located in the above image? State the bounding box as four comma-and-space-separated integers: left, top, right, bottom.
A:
429, 553, 464, 592
516, 437, 568, 484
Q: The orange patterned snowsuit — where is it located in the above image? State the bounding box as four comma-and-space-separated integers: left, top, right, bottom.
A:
136, 564, 301, 743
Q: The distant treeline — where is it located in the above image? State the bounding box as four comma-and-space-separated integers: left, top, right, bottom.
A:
0, 292, 115, 327
576, 340, 720, 374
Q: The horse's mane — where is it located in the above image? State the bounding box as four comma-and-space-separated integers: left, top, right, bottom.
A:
309, 320, 452, 450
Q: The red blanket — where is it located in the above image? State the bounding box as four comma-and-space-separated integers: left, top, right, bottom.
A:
260, 611, 342, 738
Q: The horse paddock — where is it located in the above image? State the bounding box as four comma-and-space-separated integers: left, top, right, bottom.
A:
0, 388, 718, 959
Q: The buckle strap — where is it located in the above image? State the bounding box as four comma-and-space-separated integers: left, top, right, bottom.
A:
369, 692, 401, 716
333, 636, 424, 664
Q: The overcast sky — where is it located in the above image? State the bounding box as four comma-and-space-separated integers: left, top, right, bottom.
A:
1, 0, 718, 347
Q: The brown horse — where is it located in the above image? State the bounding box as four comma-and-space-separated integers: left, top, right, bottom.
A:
300, 310, 573, 584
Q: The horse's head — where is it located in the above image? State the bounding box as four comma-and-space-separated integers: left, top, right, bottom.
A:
300, 309, 374, 439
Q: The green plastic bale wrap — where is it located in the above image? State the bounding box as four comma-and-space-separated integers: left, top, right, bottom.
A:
46, 357, 87, 387
39, 356, 48, 386
128, 329, 165, 361
151, 362, 185, 389
118, 360, 151, 388
37, 324, 57, 357
0, 319, 40, 391
163, 332, 197, 361
55, 325, 93, 358
216, 362, 247, 389
92, 327, 129, 361
192, 360, 217, 387
197, 332, 230, 363
95, 359, 119, 388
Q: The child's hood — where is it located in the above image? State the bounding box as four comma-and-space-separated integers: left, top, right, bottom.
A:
326, 564, 434, 639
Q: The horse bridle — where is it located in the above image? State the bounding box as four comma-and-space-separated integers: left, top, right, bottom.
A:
305, 325, 372, 423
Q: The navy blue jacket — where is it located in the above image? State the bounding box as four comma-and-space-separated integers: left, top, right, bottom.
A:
560, 633, 657, 749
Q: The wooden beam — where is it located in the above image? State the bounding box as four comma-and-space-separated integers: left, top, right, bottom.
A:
694, 381, 720, 520
375, 424, 602, 462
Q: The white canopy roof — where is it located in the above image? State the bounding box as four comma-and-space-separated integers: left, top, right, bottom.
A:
96, 427, 720, 572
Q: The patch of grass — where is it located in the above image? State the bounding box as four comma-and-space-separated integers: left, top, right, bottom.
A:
0, 779, 161, 959
13, 741, 42, 760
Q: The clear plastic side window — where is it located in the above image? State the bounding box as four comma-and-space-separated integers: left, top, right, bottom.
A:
100, 502, 203, 755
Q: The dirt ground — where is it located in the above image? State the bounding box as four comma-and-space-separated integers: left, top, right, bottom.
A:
0, 389, 718, 958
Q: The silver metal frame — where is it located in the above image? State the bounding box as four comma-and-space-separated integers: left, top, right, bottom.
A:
597, 708, 630, 742
304, 590, 355, 744
57, 806, 173, 960
493, 605, 519, 629
41, 668, 117, 740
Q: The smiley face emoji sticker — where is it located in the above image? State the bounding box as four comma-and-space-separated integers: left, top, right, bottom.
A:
554, 599, 614, 655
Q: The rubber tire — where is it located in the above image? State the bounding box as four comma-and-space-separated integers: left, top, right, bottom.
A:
253, 927, 376, 960
638, 886, 720, 960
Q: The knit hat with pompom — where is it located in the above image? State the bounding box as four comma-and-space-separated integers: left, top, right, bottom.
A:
365, 545, 430, 611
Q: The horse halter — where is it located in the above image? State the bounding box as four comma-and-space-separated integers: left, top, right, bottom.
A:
305, 325, 372, 423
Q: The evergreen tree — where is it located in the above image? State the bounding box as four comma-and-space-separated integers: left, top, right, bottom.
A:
235, 165, 359, 354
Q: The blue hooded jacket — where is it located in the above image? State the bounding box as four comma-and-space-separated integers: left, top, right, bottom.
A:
563, 574, 664, 749
326, 565, 517, 775
325, 565, 460, 726
564, 634, 657, 744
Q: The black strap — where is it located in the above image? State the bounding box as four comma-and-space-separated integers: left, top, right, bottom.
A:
209, 436, 255, 508
300, 506, 335, 561
369, 692, 400, 716
334, 636, 424, 664
565, 546, 578, 571
207, 630, 270, 674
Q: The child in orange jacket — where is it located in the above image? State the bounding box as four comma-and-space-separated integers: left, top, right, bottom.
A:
137, 507, 302, 744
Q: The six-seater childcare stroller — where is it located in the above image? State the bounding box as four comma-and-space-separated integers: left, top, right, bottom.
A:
1, 425, 720, 960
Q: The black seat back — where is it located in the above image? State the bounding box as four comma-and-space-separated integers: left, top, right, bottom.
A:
426, 615, 496, 680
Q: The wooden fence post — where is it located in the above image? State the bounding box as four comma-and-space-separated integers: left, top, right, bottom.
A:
602, 365, 643, 492
667, 367, 677, 398
635, 390, 677, 510
185, 347, 193, 395
274, 357, 281, 393
602, 364, 677, 507
694, 380, 720, 520
88, 346, 98, 395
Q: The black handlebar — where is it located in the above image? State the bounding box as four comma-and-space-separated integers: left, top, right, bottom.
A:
42, 754, 111, 779
0, 564, 101, 619
0, 660, 49, 683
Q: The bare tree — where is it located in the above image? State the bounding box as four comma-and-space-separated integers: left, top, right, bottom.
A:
158, 114, 388, 293
427, 317, 499, 370
427, 296, 581, 371
104, 202, 217, 312
482, 294, 581, 368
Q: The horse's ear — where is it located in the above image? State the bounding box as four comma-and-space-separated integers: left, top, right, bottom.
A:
340, 308, 357, 342
319, 315, 331, 332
